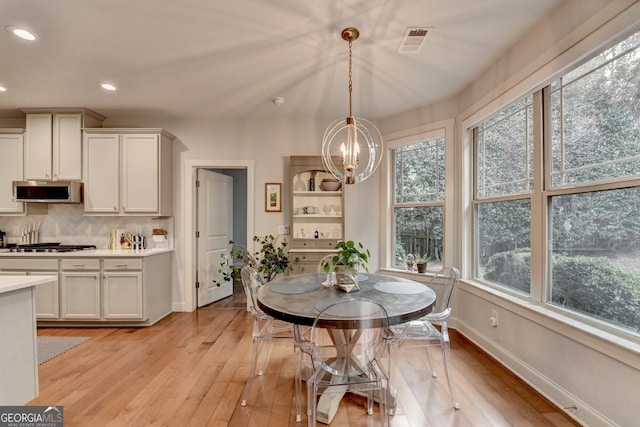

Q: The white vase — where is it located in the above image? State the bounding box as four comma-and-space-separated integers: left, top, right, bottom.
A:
335, 264, 359, 292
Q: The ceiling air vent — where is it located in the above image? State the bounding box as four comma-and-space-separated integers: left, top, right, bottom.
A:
397, 27, 429, 53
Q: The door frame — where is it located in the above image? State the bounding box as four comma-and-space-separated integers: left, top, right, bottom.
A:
183, 159, 255, 311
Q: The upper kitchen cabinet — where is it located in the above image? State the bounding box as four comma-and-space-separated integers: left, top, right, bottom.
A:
0, 129, 25, 214
83, 129, 175, 216
22, 108, 105, 181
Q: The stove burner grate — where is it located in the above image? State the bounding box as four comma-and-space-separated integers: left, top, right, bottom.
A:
9, 243, 97, 253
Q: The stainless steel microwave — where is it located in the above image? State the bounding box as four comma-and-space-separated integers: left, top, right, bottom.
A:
13, 180, 83, 203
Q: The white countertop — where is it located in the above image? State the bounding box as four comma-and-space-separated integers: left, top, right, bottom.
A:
0, 248, 174, 258
0, 275, 57, 295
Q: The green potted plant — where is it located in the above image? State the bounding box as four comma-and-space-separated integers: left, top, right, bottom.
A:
214, 234, 298, 286
416, 255, 430, 273
321, 240, 370, 291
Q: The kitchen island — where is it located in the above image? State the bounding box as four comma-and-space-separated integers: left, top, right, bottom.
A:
0, 249, 174, 326
0, 275, 56, 404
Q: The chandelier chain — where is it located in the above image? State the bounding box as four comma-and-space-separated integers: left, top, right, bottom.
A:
348, 38, 353, 118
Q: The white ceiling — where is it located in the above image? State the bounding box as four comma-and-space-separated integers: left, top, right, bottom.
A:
0, 0, 561, 121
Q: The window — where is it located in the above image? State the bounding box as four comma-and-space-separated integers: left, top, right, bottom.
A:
547, 30, 640, 333
474, 96, 534, 294
473, 30, 640, 335
392, 135, 445, 272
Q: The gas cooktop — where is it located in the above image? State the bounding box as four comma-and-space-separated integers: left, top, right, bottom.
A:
8, 243, 97, 253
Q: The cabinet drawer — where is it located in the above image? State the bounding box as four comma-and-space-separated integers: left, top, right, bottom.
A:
61, 258, 100, 270
292, 239, 317, 249
0, 258, 58, 270
103, 259, 143, 270
317, 239, 338, 249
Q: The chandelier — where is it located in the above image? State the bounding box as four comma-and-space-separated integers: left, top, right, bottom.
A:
321, 27, 383, 185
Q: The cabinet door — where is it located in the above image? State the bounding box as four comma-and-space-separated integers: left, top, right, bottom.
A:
0, 133, 25, 214
24, 114, 53, 180
84, 133, 120, 213
53, 114, 83, 180
121, 134, 159, 213
60, 272, 101, 319
103, 271, 143, 320
32, 271, 60, 319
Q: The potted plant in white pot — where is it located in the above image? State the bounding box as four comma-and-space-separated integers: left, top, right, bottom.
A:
321, 240, 370, 292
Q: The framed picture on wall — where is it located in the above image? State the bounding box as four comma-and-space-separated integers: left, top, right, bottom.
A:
265, 182, 282, 212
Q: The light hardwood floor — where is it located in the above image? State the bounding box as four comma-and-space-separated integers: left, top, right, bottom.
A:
29, 284, 581, 427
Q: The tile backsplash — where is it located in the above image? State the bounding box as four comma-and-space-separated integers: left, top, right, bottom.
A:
0, 204, 173, 249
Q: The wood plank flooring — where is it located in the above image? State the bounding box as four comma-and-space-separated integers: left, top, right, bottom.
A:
29, 283, 581, 427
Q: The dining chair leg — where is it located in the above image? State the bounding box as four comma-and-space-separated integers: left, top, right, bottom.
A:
384, 343, 398, 416
241, 325, 270, 406
440, 328, 460, 409
294, 345, 303, 422
425, 344, 437, 378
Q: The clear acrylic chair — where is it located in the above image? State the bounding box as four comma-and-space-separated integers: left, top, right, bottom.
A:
388, 266, 461, 409
239, 265, 309, 422
306, 297, 390, 427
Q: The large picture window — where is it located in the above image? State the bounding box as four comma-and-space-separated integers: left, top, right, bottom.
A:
473, 29, 640, 335
392, 136, 445, 272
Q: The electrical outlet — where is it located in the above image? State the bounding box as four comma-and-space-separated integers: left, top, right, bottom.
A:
489, 309, 499, 327
277, 225, 290, 235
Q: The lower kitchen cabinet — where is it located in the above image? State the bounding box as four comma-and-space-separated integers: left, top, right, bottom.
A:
61, 271, 101, 320
0, 251, 172, 326
60, 258, 101, 319
32, 271, 60, 319
103, 258, 143, 320
0, 258, 59, 318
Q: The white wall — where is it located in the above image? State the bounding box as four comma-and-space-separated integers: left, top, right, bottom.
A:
380, 1, 640, 426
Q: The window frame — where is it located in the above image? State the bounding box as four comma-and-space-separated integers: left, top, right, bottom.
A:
382, 120, 455, 273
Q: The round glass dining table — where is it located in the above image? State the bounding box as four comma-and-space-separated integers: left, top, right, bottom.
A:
257, 271, 436, 327
257, 273, 436, 424
257, 271, 436, 424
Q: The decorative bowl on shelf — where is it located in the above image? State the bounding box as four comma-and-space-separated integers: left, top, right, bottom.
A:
320, 179, 341, 191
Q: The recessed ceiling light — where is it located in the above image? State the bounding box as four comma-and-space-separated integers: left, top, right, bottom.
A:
6, 26, 37, 41
0, 86, 6, 92
99, 82, 117, 91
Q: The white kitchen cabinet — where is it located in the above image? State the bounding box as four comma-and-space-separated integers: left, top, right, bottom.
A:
103, 258, 143, 320
83, 129, 174, 216
0, 129, 25, 214
23, 109, 105, 181
60, 258, 101, 320
83, 133, 120, 212
0, 258, 59, 318
0, 251, 172, 326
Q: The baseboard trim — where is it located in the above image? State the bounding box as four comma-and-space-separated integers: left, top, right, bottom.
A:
454, 321, 616, 427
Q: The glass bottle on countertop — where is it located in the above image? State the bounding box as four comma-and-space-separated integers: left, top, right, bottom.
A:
314, 229, 319, 239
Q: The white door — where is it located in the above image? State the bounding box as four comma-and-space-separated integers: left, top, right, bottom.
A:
197, 169, 234, 307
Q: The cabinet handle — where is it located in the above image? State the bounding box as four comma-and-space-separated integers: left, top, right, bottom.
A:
94, 275, 98, 280
114, 264, 128, 268
53, 173, 58, 180
72, 264, 85, 268
114, 206, 118, 211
